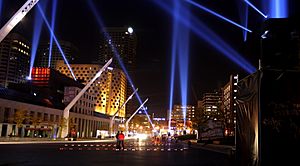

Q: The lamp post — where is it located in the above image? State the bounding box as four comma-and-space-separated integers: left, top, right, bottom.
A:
125, 98, 148, 136
109, 88, 138, 137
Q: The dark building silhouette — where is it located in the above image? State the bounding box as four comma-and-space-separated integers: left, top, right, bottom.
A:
261, 18, 300, 70
35, 40, 79, 69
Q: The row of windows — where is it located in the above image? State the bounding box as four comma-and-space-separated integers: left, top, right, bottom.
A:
1, 107, 60, 124
1, 106, 110, 131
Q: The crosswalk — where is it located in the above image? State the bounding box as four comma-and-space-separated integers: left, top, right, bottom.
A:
58, 143, 189, 152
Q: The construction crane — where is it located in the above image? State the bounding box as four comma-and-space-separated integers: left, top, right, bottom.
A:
0, 0, 39, 43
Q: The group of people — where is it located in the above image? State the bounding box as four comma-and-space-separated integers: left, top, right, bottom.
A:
115, 131, 125, 150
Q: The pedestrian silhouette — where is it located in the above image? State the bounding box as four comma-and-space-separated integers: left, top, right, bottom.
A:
116, 131, 120, 149
118, 131, 125, 150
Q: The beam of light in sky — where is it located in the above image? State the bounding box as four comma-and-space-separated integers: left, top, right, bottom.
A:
270, 0, 288, 18
153, 0, 256, 74
87, 0, 154, 128
168, 0, 179, 131
48, 0, 57, 67
186, 0, 252, 33
28, 1, 47, 79
37, 4, 77, 80
178, 26, 190, 129
238, 1, 249, 42
244, 0, 268, 18
177, 2, 190, 129
243, 4, 249, 42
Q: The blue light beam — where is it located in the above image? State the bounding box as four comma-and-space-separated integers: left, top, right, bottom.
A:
178, 22, 190, 129
37, 4, 77, 80
243, 4, 249, 42
186, 0, 252, 33
270, 0, 288, 18
176, 1, 190, 129
244, 0, 268, 18
86, 0, 154, 128
48, 0, 57, 67
154, 0, 256, 74
28, 1, 47, 79
168, 0, 180, 131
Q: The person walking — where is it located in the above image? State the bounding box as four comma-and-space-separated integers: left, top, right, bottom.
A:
116, 131, 120, 149
118, 131, 125, 150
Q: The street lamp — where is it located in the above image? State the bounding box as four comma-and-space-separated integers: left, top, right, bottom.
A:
109, 88, 138, 137
125, 98, 149, 136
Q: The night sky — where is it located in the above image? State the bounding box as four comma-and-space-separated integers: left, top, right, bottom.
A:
1, 0, 300, 116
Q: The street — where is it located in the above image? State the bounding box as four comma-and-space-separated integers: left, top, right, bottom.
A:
0, 139, 232, 166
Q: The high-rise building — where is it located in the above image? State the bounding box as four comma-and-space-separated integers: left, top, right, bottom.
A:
222, 74, 238, 137
0, 33, 30, 87
98, 27, 137, 71
168, 104, 195, 132
35, 40, 79, 69
98, 27, 137, 114
201, 91, 222, 119
56, 60, 127, 118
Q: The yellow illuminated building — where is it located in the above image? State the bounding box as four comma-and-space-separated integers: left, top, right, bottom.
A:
56, 60, 127, 117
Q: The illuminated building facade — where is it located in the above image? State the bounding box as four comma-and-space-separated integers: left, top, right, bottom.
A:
0, 33, 30, 87
56, 60, 127, 117
222, 74, 238, 136
0, 88, 110, 138
0, 67, 111, 138
64, 87, 95, 116
98, 27, 137, 114
35, 40, 78, 69
169, 105, 195, 132
201, 91, 222, 119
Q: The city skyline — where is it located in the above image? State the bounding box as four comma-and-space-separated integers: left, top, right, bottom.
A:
1, 1, 300, 165
1, 0, 300, 116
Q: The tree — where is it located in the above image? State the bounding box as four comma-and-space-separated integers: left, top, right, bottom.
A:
58, 117, 67, 138
29, 116, 42, 137
12, 109, 29, 137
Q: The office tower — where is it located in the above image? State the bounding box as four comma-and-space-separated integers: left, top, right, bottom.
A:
98, 27, 137, 114
0, 33, 30, 87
